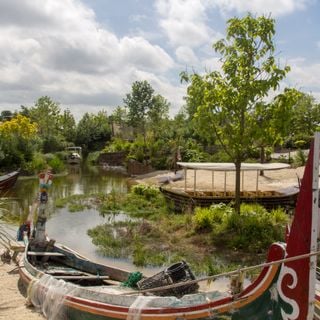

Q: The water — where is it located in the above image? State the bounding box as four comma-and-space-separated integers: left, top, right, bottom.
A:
1, 164, 158, 273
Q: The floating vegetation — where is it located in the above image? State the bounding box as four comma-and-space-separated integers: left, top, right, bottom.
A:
54, 194, 94, 213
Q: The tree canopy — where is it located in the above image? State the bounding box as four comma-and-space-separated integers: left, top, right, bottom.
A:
183, 14, 290, 213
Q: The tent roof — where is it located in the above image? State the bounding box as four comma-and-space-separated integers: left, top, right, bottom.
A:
177, 162, 291, 171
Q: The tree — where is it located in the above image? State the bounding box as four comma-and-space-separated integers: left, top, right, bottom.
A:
183, 14, 290, 213
0, 114, 38, 168
289, 93, 320, 145
28, 96, 63, 152
59, 109, 76, 143
76, 111, 111, 153
250, 88, 302, 174
0, 110, 13, 121
123, 80, 169, 141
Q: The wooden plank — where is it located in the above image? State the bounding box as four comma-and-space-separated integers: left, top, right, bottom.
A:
54, 275, 110, 280
27, 251, 65, 256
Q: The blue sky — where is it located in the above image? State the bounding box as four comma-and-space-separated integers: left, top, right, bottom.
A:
0, 0, 319, 120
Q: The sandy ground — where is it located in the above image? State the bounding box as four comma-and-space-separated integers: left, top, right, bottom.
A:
0, 247, 44, 320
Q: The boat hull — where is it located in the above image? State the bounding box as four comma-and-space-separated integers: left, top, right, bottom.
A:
19, 242, 308, 320
0, 170, 19, 193
160, 186, 299, 212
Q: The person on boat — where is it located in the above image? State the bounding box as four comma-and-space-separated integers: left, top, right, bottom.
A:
17, 221, 31, 241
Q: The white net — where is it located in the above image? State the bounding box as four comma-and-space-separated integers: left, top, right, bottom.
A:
27, 274, 79, 320
127, 295, 157, 320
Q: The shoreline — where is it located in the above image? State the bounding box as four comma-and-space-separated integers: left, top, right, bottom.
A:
0, 245, 44, 320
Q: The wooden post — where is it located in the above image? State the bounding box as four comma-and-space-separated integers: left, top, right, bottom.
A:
241, 170, 244, 192
224, 171, 227, 196
184, 168, 187, 192
256, 170, 259, 194
193, 169, 197, 195
212, 171, 215, 193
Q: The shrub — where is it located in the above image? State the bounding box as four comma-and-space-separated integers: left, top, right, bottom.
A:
87, 151, 100, 164
193, 204, 232, 231
193, 203, 288, 253
131, 184, 160, 200
48, 155, 65, 173
293, 149, 307, 167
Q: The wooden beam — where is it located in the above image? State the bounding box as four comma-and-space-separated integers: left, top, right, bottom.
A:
27, 251, 65, 256
54, 275, 110, 280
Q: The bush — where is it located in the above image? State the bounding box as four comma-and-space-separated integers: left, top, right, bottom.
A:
193, 203, 288, 253
23, 152, 47, 174
293, 149, 307, 167
193, 204, 232, 231
131, 184, 160, 200
48, 155, 65, 173
87, 151, 100, 164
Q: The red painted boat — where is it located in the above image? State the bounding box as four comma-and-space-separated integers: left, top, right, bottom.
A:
19, 133, 320, 319
0, 170, 20, 193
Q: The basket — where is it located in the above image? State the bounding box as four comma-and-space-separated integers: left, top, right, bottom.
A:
137, 261, 199, 297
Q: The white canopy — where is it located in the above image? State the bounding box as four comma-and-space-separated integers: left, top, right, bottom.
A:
177, 162, 290, 171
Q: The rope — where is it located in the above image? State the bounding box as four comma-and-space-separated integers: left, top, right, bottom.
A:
122, 250, 320, 295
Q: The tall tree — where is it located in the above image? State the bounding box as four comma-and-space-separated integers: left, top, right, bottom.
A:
59, 109, 76, 143
183, 14, 290, 213
76, 111, 111, 153
28, 96, 63, 152
123, 80, 155, 141
290, 92, 320, 144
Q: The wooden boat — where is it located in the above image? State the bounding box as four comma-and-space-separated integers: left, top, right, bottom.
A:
161, 162, 299, 212
19, 133, 320, 319
66, 146, 82, 165
0, 169, 20, 193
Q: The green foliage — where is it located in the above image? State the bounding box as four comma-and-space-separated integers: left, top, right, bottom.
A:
183, 14, 290, 213
103, 138, 132, 153
47, 155, 65, 173
293, 149, 307, 167
23, 152, 47, 175
193, 204, 233, 231
193, 203, 288, 253
131, 184, 160, 200
76, 111, 111, 153
86, 151, 101, 164
0, 114, 38, 170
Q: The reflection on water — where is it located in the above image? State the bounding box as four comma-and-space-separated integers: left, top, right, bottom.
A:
1, 164, 160, 273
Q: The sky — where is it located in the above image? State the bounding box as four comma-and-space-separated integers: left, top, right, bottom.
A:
0, 0, 319, 121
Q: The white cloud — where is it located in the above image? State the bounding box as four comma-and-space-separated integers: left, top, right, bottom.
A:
286, 58, 320, 90
175, 46, 198, 65
0, 0, 178, 119
155, 0, 220, 48
210, 0, 311, 17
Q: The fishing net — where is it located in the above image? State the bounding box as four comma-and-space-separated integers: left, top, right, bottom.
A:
27, 274, 80, 320
122, 271, 143, 288
127, 295, 157, 320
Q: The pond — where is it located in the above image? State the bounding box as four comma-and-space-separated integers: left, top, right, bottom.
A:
1, 164, 160, 275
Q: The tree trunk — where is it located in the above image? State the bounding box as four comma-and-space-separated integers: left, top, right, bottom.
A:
235, 160, 241, 214
260, 146, 265, 176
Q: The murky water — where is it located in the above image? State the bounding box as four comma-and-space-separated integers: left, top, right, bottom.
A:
1, 164, 160, 274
